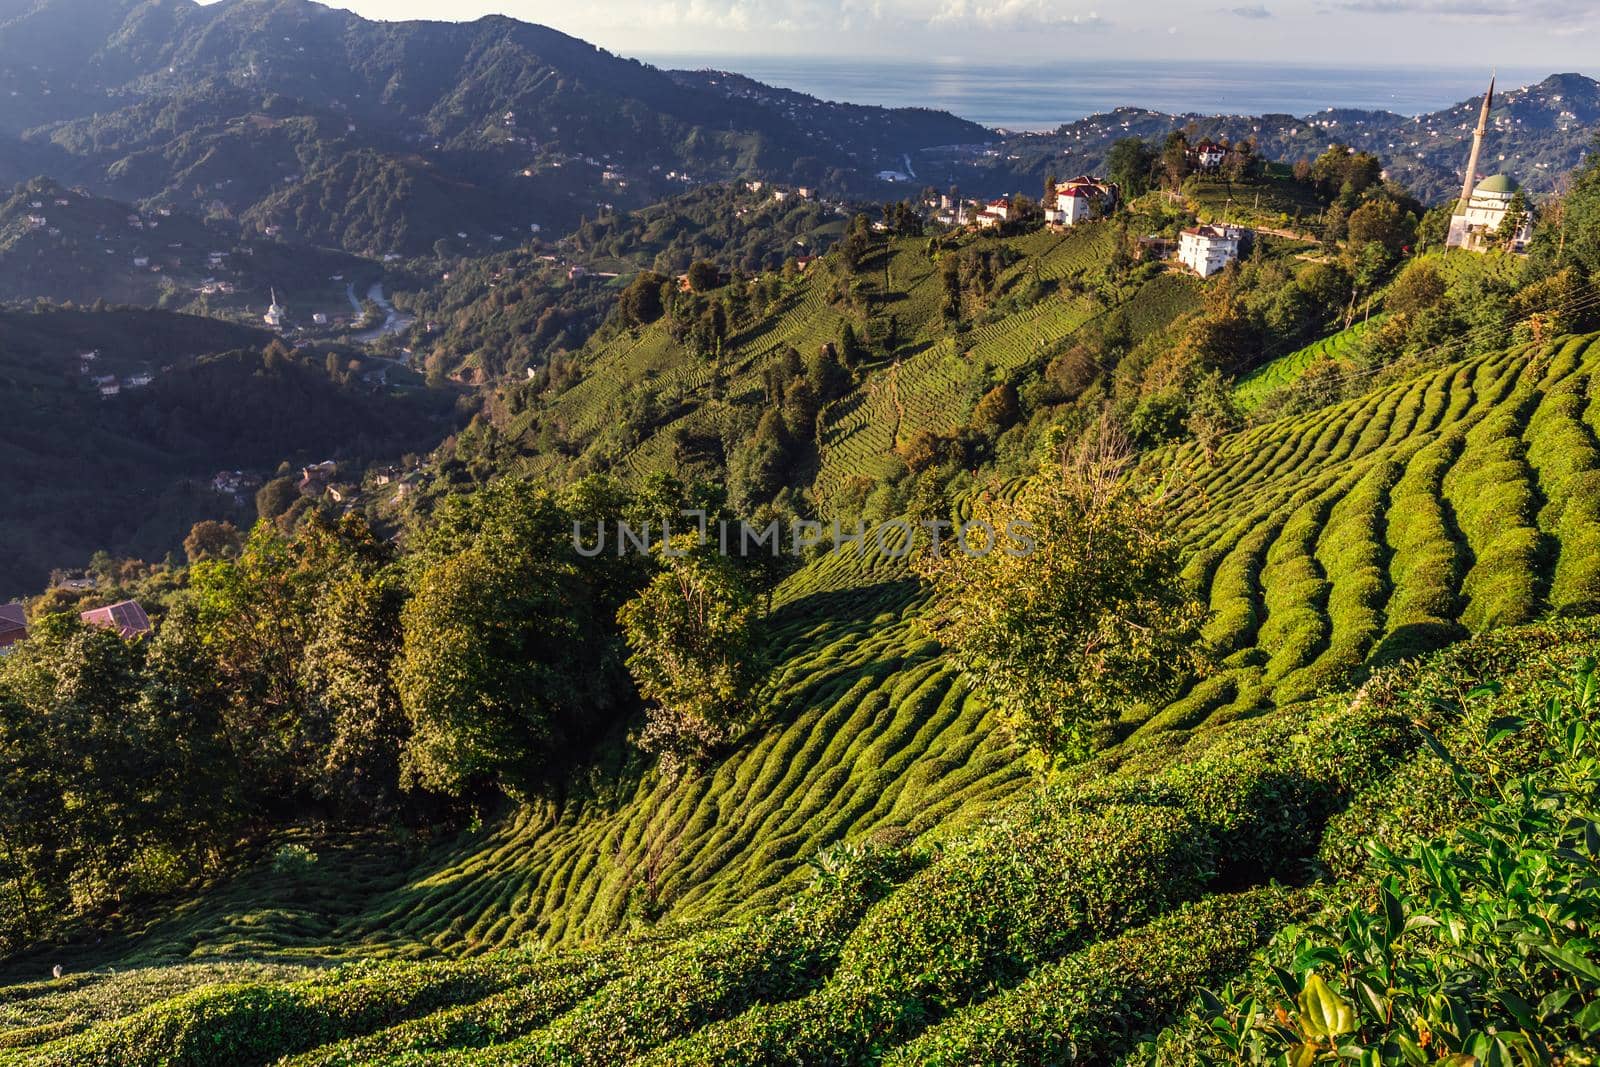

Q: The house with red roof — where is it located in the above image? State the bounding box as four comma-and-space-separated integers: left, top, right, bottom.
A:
1045, 176, 1115, 227
975, 198, 1011, 229
79, 600, 153, 640
0, 603, 26, 654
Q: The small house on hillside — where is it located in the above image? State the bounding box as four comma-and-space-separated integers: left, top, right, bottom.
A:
80, 600, 153, 640
1044, 176, 1115, 227
0, 603, 27, 654
1178, 224, 1248, 278
975, 199, 1011, 229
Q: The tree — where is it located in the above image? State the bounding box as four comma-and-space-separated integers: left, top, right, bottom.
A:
1387, 261, 1447, 317
1346, 198, 1413, 262
617, 271, 668, 326
299, 571, 409, 815
1186, 370, 1241, 464
397, 482, 618, 798
618, 536, 764, 775
686, 260, 722, 293
972, 382, 1020, 430
187, 515, 392, 806
184, 520, 244, 563
1496, 190, 1529, 250
255, 476, 298, 524
1106, 138, 1157, 199
917, 424, 1207, 763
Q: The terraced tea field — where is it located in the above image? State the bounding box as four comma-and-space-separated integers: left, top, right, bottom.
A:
1233, 317, 1380, 411
535, 225, 1153, 492
12, 310, 1600, 1064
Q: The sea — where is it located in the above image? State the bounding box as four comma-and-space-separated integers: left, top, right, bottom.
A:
638, 56, 1560, 132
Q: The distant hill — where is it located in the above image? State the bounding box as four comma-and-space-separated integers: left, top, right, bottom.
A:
0, 306, 458, 597
950, 73, 1600, 205
0, 0, 991, 258
0, 175, 371, 310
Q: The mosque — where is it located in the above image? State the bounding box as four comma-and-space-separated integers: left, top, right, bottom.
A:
1446, 75, 1534, 254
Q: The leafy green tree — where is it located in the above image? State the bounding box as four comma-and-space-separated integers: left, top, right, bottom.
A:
917, 426, 1207, 764
686, 261, 722, 293
972, 383, 1020, 430
188, 515, 391, 806
299, 571, 409, 815
397, 481, 618, 798
1495, 190, 1529, 249
1107, 137, 1157, 199
1345, 198, 1413, 262
617, 271, 668, 327
618, 536, 765, 775
1386, 261, 1447, 317
1186, 370, 1242, 464
184, 519, 244, 563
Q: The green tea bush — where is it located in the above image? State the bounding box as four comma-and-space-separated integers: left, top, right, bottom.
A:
882, 888, 1301, 1066
1159, 646, 1600, 1065
13, 953, 570, 1067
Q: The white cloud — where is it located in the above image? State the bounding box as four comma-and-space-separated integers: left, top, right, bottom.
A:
930, 0, 1107, 28
1230, 3, 1272, 16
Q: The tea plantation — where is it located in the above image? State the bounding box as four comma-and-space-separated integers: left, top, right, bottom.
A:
7, 315, 1600, 1063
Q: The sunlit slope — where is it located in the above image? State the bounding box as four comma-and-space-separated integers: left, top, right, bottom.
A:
1147, 330, 1600, 732
517, 225, 1188, 488
201, 330, 1600, 964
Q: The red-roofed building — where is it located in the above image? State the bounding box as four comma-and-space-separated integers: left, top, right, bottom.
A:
975, 198, 1011, 229
80, 600, 153, 640
0, 603, 26, 654
1045, 177, 1115, 227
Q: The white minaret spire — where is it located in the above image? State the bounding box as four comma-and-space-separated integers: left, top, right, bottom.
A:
1459, 71, 1496, 208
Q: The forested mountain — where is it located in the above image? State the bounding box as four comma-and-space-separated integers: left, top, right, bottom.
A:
0, 176, 371, 308
965, 72, 1600, 206
0, 306, 458, 597
0, 0, 989, 256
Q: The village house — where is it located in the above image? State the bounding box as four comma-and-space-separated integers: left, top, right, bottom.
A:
0, 603, 27, 655
211, 470, 258, 498
1193, 139, 1230, 172
299, 461, 338, 493
975, 198, 1012, 229
80, 600, 153, 640
1044, 176, 1115, 227
1178, 224, 1248, 278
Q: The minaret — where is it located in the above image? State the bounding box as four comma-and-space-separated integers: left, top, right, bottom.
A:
1458, 73, 1495, 209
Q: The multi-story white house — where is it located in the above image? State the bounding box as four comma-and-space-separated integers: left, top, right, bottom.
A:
1043, 176, 1115, 227
975, 198, 1011, 229
1178, 224, 1247, 278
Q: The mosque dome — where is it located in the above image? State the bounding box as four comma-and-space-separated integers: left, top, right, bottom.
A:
1474, 174, 1518, 197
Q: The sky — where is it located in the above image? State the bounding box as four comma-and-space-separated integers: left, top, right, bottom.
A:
209, 0, 1598, 67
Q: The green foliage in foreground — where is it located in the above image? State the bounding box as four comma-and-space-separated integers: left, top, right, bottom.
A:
1150, 656, 1600, 1065
3, 619, 1598, 1067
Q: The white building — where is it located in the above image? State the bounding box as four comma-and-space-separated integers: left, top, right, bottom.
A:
1178, 224, 1247, 278
975, 198, 1011, 229
1445, 76, 1533, 254
1044, 177, 1114, 227
264, 288, 286, 328
1447, 174, 1532, 253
